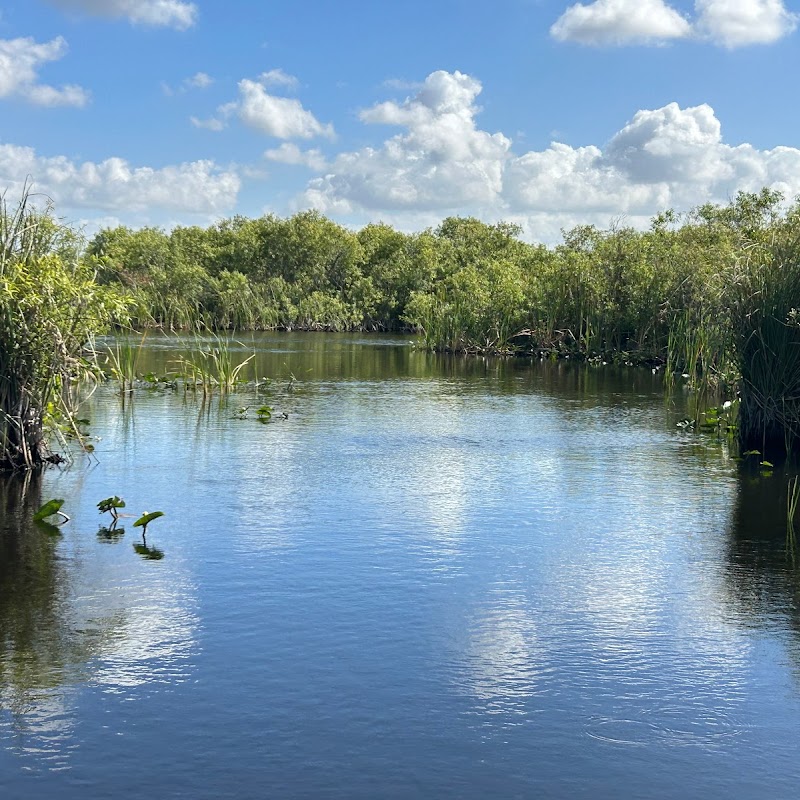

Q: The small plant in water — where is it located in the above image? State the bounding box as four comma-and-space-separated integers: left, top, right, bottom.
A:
133, 510, 164, 537
33, 498, 69, 525
97, 496, 125, 527
256, 405, 273, 422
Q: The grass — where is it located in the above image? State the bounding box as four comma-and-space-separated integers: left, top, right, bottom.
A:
176, 332, 255, 394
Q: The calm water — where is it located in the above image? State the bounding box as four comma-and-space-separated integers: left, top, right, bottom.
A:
2, 333, 799, 799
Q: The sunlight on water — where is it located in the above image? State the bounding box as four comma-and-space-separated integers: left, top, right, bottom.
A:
1, 334, 799, 799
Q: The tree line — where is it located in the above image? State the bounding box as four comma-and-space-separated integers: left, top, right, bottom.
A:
2, 186, 800, 467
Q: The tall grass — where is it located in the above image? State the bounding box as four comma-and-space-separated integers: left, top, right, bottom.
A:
728, 241, 800, 457
177, 332, 255, 394
105, 332, 148, 393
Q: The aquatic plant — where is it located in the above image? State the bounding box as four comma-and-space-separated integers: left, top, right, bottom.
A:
33, 498, 69, 525
105, 332, 147, 394
133, 510, 164, 537
97, 496, 126, 527
178, 333, 255, 394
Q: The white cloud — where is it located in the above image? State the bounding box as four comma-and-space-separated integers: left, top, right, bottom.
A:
164, 72, 214, 96
190, 115, 226, 132
258, 69, 300, 91
695, 0, 798, 46
551, 0, 797, 47
0, 143, 240, 216
0, 36, 89, 107
185, 71, 213, 89
550, 0, 691, 45
264, 143, 327, 170
219, 76, 334, 140
48, 0, 197, 29
304, 70, 511, 213
298, 70, 800, 242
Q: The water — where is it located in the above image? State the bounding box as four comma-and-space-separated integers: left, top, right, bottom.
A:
2, 333, 799, 798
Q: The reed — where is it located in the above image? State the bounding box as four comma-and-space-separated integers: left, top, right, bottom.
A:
729, 242, 800, 458
177, 332, 255, 394
105, 332, 147, 393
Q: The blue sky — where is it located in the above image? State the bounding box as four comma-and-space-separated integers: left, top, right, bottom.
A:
2, 0, 799, 242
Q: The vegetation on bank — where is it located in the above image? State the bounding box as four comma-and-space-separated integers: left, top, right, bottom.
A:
0, 190, 124, 469
2, 185, 800, 465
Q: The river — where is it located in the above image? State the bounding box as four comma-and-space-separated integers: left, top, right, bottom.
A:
1, 333, 798, 798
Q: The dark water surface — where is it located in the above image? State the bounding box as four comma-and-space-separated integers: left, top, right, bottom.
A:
2, 333, 799, 799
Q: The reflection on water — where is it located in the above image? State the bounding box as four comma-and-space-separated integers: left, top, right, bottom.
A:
2, 333, 800, 798
0, 472, 198, 774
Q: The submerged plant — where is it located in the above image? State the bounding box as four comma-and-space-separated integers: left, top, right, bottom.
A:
97, 525, 125, 543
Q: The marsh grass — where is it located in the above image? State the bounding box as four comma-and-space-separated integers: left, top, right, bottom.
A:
177, 332, 255, 394
105, 332, 148, 394
729, 244, 800, 458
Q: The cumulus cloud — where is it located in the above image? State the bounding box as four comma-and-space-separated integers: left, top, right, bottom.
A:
0, 142, 240, 216
305, 70, 511, 213
0, 36, 89, 107
47, 0, 197, 29
551, 0, 797, 46
264, 143, 327, 170
214, 75, 334, 140
298, 70, 800, 242
550, 0, 692, 45
695, 0, 798, 47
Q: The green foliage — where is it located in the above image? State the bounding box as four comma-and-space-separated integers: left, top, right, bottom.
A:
33, 498, 65, 523
77, 190, 800, 456
1, 188, 126, 469
133, 510, 164, 535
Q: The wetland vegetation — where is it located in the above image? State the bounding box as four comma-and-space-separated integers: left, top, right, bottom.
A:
3, 184, 800, 465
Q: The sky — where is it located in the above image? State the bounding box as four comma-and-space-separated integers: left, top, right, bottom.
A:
1, 0, 800, 243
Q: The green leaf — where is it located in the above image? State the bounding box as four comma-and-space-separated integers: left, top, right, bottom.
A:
133, 511, 164, 528
97, 496, 126, 513
760, 460, 774, 468
33, 498, 64, 522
